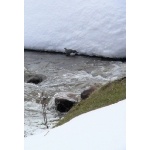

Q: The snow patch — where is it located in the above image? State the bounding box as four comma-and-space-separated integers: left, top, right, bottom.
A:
25, 100, 126, 150
25, 0, 126, 58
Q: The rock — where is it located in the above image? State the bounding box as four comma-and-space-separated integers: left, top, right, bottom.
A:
24, 68, 46, 84
81, 86, 98, 100
55, 98, 76, 112
26, 75, 43, 84
24, 68, 48, 102
48, 92, 80, 113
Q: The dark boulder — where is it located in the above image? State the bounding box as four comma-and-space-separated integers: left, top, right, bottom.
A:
24, 68, 46, 84
27, 76, 43, 84
25, 74, 46, 84
81, 86, 97, 100
55, 98, 76, 113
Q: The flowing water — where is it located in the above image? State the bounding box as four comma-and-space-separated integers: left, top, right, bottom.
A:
24, 51, 126, 137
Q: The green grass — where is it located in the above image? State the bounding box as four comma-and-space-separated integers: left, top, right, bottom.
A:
56, 77, 126, 127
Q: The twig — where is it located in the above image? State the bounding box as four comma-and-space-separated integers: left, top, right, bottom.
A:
44, 131, 49, 136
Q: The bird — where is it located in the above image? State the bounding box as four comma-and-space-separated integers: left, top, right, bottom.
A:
64, 48, 78, 56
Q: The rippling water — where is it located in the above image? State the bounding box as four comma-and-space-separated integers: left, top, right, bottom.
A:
24, 51, 126, 137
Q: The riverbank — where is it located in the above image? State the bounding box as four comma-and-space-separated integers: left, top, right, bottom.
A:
57, 77, 126, 127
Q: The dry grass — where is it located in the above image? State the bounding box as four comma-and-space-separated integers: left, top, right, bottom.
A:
56, 77, 126, 127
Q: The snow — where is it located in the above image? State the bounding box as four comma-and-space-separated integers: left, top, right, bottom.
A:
24, 0, 126, 58
24, 100, 126, 150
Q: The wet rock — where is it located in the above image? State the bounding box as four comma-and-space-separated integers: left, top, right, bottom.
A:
24, 68, 46, 84
26, 75, 43, 84
24, 68, 48, 102
48, 92, 80, 113
81, 86, 98, 100
55, 98, 76, 112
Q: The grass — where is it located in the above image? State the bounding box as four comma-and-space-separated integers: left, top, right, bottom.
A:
56, 77, 126, 127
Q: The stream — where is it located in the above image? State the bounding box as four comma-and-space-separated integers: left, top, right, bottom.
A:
24, 51, 126, 137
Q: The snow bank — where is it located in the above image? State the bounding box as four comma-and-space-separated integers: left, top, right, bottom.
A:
24, 0, 126, 58
24, 100, 126, 150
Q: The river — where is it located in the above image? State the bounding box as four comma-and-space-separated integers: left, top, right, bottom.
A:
24, 51, 126, 137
